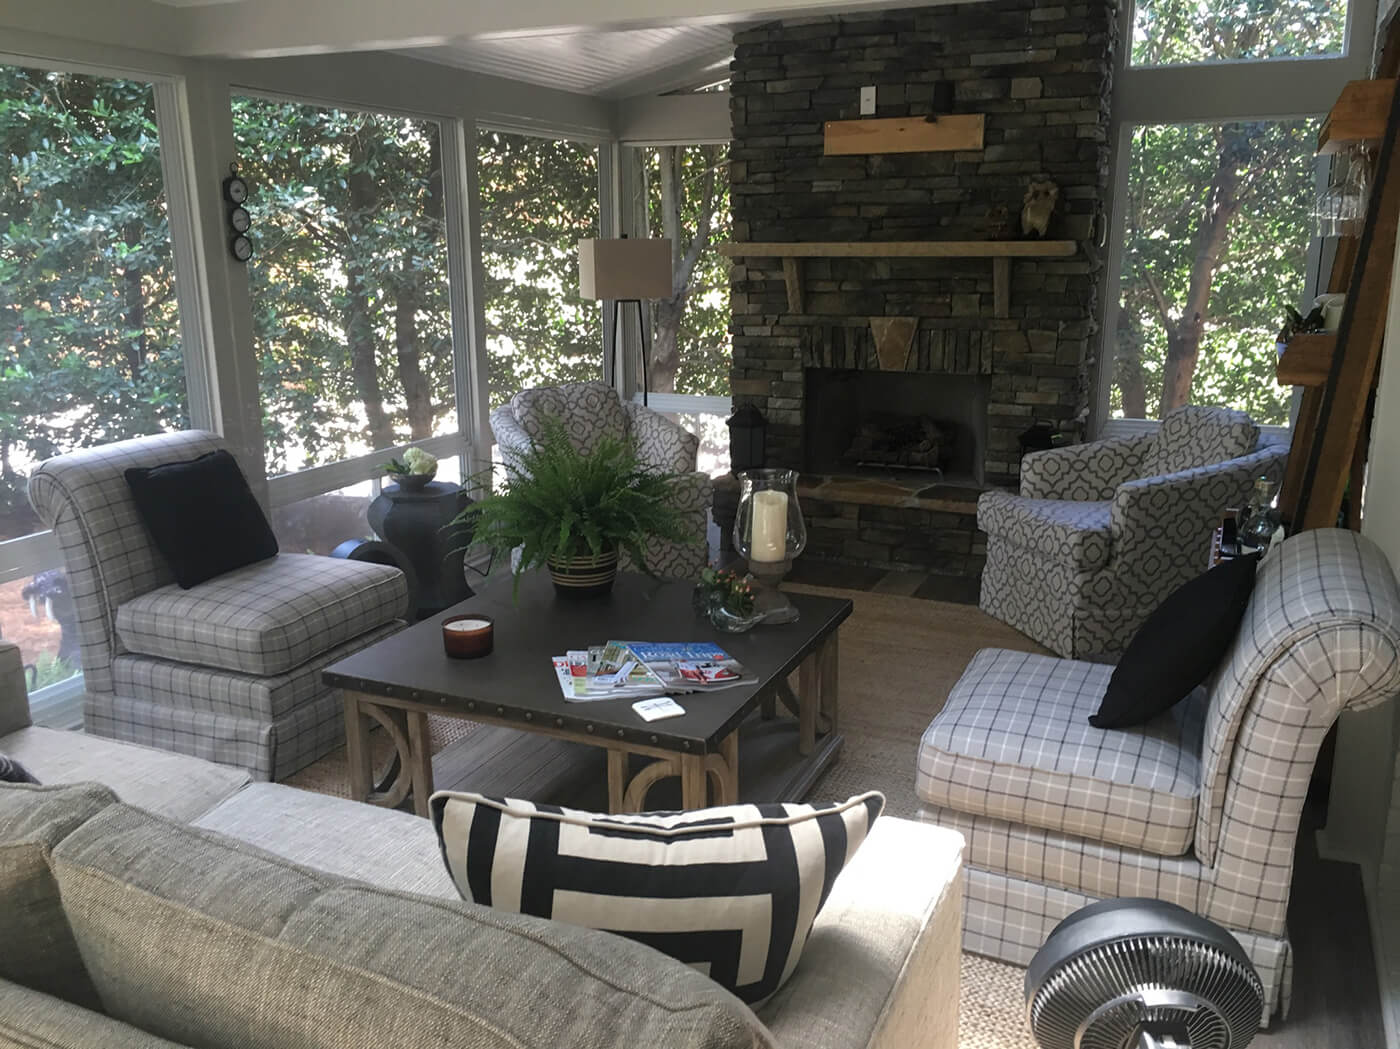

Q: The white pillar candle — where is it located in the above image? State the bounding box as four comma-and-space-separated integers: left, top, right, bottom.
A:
749, 489, 789, 563
445, 618, 492, 633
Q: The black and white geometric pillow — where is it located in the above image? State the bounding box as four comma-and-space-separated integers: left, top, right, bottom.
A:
430, 790, 885, 1005
0, 754, 38, 784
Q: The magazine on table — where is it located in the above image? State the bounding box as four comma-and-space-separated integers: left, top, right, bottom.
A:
550, 642, 666, 703
614, 641, 752, 693
549, 640, 752, 701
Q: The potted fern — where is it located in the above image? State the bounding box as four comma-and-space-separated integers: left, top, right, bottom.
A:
459, 419, 694, 598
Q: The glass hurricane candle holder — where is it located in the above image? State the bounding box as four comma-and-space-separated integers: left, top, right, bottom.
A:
732, 469, 807, 624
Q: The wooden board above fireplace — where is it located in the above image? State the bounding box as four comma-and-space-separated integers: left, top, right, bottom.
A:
718, 240, 1077, 318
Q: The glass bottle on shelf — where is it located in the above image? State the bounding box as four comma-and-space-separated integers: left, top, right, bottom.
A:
1239, 477, 1282, 553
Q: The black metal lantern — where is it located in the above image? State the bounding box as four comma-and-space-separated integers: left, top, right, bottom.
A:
727, 405, 767, 472
1018, 421, 1062, 458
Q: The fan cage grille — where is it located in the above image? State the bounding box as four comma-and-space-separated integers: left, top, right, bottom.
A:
1028, 935, 1264, 1049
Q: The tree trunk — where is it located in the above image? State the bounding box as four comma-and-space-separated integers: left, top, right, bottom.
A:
122, 221, 146, 383
345, 142, 394, 452
1114, 306, 1148, 419
1156, 131, 1242, 418
392, 133, 443, 440
394, 262, 434, 440
648, 145, 721, 396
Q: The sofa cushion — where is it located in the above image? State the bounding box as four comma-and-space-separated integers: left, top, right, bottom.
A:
0, 782, 116, 1010
511, 381, 628, 457
1, 727, 249, 822
52, 801, 774, 1049
112, 621, 402, 723
976, 492, 1112, 571
1146, 405, 1257, 477
124, 449, 279, 589
917, 649, 1204, 856
0, 978, 196, 1049
194, 782, 456, 899
431, 790, 884, 1006
115, 553, 407, 677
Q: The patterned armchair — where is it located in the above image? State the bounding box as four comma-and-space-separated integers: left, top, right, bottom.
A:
27, 431, 410, 781
979, 405, 1288, 660
490, 381, 712, 580
918, 529, 1400, 1022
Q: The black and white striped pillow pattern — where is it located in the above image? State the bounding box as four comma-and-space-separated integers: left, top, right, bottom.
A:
430, 790, 885, 1005
0, 755, 37, 784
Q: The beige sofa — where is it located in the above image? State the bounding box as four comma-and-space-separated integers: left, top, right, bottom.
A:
0, 640, 964, 1049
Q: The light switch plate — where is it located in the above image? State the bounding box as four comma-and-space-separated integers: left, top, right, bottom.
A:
860, 86, 877, 115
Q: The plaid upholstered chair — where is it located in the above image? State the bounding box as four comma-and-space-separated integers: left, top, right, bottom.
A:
490, 381, 712, 579
27, 431, 410, 781
978, 405, 1288, 660
917, 528, 1400, 1023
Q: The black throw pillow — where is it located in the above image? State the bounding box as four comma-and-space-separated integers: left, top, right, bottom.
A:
125, 449, 278, 589
1090, 553, 1260, 730
0, 754, 38, 784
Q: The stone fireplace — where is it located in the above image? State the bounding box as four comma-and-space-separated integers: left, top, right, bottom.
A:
717, 0, 1117, 578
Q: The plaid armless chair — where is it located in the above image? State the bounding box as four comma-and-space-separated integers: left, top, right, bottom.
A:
917, 528, 1400, 1024
28, 431, 410, 781
978, 405, 1288, 661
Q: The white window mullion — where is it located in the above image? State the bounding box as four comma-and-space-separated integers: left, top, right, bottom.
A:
442, 117, 489, 487
153, 77, 221, 436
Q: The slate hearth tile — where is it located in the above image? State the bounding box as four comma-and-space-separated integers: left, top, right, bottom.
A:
784, 559, 886, 591
913, 574, 984, 605
873, 571, 929, 597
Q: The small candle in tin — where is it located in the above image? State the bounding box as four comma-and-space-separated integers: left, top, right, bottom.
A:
442, 614, 494, 659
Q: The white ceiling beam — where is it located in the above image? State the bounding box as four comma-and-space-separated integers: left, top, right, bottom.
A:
175, 0, 904, 58
0, 0, 189, 57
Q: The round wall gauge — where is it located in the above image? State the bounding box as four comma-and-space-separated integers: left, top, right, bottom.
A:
229, 205, 251, 233
230, 234, 252, 262
223, 174, 248, 205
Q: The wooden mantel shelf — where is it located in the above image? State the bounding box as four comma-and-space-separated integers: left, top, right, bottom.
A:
717, 240, 1077, 259
718, 240, 1077, 318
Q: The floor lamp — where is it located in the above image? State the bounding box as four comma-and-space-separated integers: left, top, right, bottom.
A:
578, 237, 672, 406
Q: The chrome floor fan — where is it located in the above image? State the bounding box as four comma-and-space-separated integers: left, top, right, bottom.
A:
1024, 898, 1266, 1049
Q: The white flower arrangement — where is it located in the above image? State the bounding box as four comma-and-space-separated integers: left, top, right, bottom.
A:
384, 446, 438, 478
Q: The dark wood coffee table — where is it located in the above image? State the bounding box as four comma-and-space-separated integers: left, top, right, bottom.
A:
323, 571, 851, 816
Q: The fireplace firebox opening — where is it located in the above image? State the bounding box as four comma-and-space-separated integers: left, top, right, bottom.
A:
803, 368, 990, 487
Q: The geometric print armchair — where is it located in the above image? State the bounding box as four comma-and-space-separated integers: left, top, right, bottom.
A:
490, 381, 712, 580
27, 430, 409, 782
978, 405, 1289, 660
919, 529, 1400, 1023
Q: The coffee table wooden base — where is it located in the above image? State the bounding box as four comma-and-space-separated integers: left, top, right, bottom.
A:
342, 632, 840, 816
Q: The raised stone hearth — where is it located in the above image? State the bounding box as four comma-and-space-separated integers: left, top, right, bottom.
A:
719, 0, 1116, 576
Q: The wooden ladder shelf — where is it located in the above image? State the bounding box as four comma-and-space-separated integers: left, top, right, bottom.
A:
1282, 77, 1400, 532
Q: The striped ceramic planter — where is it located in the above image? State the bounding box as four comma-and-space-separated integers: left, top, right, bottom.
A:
547, 547, 619, 599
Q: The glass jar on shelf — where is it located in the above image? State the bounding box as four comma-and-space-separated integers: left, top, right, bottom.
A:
1238, 477, 1282, 554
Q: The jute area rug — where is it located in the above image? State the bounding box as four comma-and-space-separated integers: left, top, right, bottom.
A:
286, 585, 1047, 1049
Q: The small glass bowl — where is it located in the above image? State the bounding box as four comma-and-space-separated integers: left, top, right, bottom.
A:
708, 603, 765, 634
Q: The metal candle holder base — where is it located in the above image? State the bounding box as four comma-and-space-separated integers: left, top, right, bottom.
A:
748, 559, 799, 624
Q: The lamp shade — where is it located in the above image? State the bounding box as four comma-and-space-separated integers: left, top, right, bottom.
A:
578, 238, 673, 300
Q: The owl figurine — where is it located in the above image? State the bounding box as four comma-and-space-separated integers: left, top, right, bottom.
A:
1020, 179, 1059, 238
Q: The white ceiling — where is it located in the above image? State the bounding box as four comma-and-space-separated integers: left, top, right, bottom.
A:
397, 24, 737, 99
